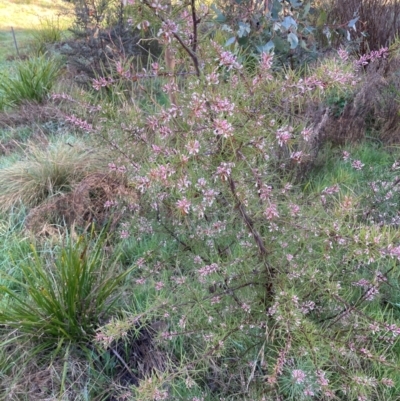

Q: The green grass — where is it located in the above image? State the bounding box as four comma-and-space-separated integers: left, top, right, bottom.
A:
0, 54, 63, 108
304, 142, 396, 195
0, 0, 73, 61
0, 230, 133, 344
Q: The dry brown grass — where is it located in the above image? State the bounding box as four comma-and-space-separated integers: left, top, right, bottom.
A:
305, 44, 400, 147
0, 102, 63, 129
329, 0, 400, 52
25, 171, 138, 235
0, 140, 108, 212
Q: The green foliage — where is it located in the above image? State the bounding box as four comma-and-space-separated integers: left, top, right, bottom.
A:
0, 55, 62, 108
325, 87, 354, 117
29, 17, 65, 55
0, 231, 133, 344
210, 0, 359, 68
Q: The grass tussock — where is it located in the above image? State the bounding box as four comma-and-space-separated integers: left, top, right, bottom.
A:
0, 140, 107, 212
0, 232, 132, 344
0, 55, 62, 108
25, 171, 138, 235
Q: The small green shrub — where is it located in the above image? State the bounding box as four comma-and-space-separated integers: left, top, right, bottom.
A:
0, 55, 62, 107
0, 231, 133, 344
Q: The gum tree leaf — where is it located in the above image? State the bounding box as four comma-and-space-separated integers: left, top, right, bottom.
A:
225, 36, 236, 46
256, 40, 275, 54
237, 21, 251, 38
282, 16, 297, 31
211, 4, 226, 23
287, 32, 299, 49
348, 16, 359, 32
271, 0, 283, 20
289, 0, 302, 8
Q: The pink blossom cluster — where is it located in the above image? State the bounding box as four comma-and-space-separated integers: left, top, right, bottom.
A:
215, 162, 234, 181
337, 47, 349, 62
295, 76, 325, 93
65, 114, 93, 132
213, 118, 234, 138
108, 163, 127, 173
325, 65, 357, 86
211, 97, 235, 115
176, 197, 191, 215
197, 263, 218, 277
217, 50, 242, 71
51, 92, 74, 102
276, 126, 293, 146
158, 20, 179, 44
92, 76, 114, 90
355, 47, 389, 69
149, 0, 167, 14
115, 61, 131, 79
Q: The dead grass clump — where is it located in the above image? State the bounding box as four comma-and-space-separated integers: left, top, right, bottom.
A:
329, 0, 400, 53
0, 102, 63, 129
0, 140, 107, 212
25, 172, 138, 235
307, 51, 400, 146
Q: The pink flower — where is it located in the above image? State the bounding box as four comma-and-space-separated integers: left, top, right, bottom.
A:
317, 370, 329, 387
215, 162, 234, 181
301, 127, 313, 142
381, 378, 394, 387
264, 203, 279, 220
260, 52, 273, 70
337, 47, 349, 61
276, 126, 292, 146
65, 115, 93, 132
185, 140, 200, 155
290, 151, 304, 164
149, 0, 166, 14
218, 50, 242, 70
213, 119, 234, 138
352, 160, 365, 170
289, 203, 300, 217
206, 70, 219, 85
120, 230, 130, 239
176, 198, 191, 215
155, 281, 164, 291
137, 20, 150, 30
211, 97, 235, 115
197, 263, 218, 277
322, 184, 340, 195
292, 369, 306, 384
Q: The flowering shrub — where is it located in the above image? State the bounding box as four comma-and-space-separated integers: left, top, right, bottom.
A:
49, 1, 400, 399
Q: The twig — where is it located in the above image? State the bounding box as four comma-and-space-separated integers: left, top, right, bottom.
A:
110, 347, 136, 379
228, 177, 269, 258
142, 0, 201, 76
190, 0, 198, 54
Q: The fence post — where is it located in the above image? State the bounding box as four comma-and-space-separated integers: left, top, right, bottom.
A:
11, 27, 20, 58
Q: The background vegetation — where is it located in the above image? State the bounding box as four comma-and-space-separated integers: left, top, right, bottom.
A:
1, 0, 400, 400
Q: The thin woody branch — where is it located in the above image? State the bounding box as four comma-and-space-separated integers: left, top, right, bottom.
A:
142, 0, 201, 76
